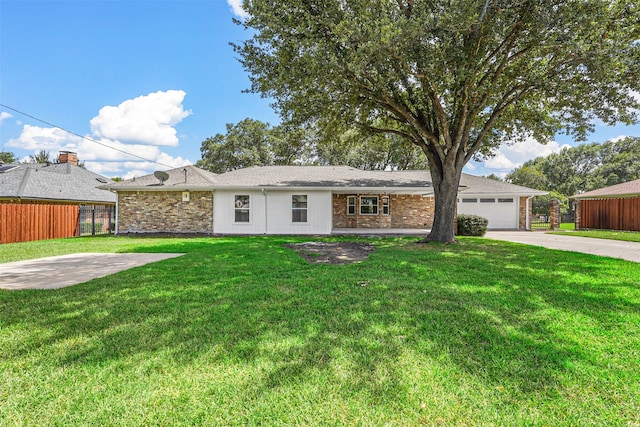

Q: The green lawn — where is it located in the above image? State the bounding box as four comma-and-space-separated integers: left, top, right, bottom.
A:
1, 236, 639, 426
549, 229, 640, 243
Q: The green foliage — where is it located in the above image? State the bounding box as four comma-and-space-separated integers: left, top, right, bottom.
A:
456, 214, 488, 236
235, 0, 640, 242
80, 222, 103, 235
0, 151, 16, 163
507, 137, 640, 196
195, 118, 428, 173
26, 149, 51, 164
2, 236, 639, 425
532, 191, 570, 215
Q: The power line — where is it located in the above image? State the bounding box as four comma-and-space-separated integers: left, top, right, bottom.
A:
0, 103, 177, 169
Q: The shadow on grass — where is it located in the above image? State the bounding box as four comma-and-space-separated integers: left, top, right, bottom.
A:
1, 236, 639, 409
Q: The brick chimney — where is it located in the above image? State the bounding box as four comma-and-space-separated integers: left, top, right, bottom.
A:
58, 151, 78, 166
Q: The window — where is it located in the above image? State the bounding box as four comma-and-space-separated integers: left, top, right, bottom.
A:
498, 198, 514, 203
292, 195, 308, 223
462, 198, 477, 203
360, 196, 378, 215
347, 196, 356, 215
382, 196, 390, 215
480, 198, 495, 203
234, 195, 250, 222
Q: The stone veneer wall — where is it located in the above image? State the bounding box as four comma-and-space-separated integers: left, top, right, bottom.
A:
117, 191, 213, 234
519, 196, 529, 230
333, 194, 435, 229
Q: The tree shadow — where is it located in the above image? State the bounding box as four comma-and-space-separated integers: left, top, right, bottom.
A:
1, 236, 638, 419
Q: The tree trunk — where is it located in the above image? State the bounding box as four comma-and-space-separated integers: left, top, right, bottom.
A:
422, 165, 462, 243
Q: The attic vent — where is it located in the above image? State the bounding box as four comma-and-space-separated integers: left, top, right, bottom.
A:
96, 177, 108, 183
0, 165, 18, 173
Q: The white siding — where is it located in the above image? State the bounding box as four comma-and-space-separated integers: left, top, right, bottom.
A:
213, 190, 332, 234
457, 195, 519, 229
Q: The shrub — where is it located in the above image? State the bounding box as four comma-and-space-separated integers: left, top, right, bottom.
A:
456, 214, 488, 237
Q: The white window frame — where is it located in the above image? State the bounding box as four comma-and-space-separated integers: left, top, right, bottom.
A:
360, 196, 379, 215
382, 196, 390, 215
347, 196, 356, 215
234, 195, 250, 223
292, 195, 308, 223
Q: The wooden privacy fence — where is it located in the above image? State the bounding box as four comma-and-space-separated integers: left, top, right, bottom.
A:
580, 198, 640, 231
0, 203, 80, 244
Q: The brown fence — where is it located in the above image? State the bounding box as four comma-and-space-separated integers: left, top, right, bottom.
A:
1, 203, 80, 244
580, 198, 640, 231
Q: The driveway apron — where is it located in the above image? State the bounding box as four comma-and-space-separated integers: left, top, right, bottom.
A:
485, 231, 640, 263
0, 253, 184, 290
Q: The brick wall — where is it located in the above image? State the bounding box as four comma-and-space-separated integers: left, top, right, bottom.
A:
574, 199, 581, 229
117, 191, 213, 234
332, 194, 434, 229
519, 196, 528, 229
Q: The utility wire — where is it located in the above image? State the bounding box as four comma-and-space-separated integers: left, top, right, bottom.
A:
0, 103, 177, 169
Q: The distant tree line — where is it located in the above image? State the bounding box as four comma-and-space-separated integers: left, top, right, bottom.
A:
195, 118, 428, 174
505, 137, 640, 197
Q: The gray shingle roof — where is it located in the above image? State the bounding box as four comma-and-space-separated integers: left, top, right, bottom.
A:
571, 178, 640, 199
99, 165, 218, 190
459, 174, 547, 195
102, 165, 546, 196
214, 166, 432, 189
0, 162, 116, 203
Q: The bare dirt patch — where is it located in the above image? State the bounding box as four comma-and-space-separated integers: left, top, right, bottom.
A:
285, 242, 376, 264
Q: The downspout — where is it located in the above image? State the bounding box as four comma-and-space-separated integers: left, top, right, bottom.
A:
114, 190, 119, 235
261, 188, 267, 235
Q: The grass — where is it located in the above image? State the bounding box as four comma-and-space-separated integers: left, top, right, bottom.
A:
1, 236, 639, 426
549, 229, 640, 243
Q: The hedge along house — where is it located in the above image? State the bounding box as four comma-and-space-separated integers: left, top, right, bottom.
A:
0, 151, 116, 243
571, 178, 640, 231
102, 165, 546, 235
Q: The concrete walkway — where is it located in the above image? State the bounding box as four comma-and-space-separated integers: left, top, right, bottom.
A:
485, 231, 640, 263
0, 253, 184, 290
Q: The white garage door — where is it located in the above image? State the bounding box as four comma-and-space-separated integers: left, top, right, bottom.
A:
457, 196, 518, 229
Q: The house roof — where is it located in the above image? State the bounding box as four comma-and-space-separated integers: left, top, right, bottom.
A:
102, 164, 546, 196
0, 162, 116, 203
459, 174, 547, 196
100, 165, 219, 191
570, 178, 640, 199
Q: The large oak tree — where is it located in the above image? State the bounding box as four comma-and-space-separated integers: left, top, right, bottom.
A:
235, 0, 639, 242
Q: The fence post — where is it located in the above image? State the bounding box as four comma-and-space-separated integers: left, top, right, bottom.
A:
91, 206, 96, 235
549, 198, 560, 230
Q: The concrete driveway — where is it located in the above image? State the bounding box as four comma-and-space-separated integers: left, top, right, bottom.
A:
485, 231, 640, 263
0, 253, 184, 290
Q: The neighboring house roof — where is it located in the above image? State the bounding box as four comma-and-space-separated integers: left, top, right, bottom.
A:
571, 178, 640, 199
101, 164, 546, 196
0, 162, 116, 203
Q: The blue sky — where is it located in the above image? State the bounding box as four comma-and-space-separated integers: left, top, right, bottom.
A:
1, 0, 638, 179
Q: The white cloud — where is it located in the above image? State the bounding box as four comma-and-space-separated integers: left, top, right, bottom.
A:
484, 152, 518, 170
89, 90, 191, 146
6, 125, 83, 151
607, 135, 629, 143
484, 137, 571, 172
0, 112, 12, 124
227, 0, 249, 19
6, 90, 193, 178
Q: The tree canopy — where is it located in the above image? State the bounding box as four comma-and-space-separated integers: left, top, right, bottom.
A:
506, 136, 640, 196
0, 151, 16, 163
235, 0, 640, 242
196, 118, 427, 173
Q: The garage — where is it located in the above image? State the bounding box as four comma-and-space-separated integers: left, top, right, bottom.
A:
457, 195, 519, 229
